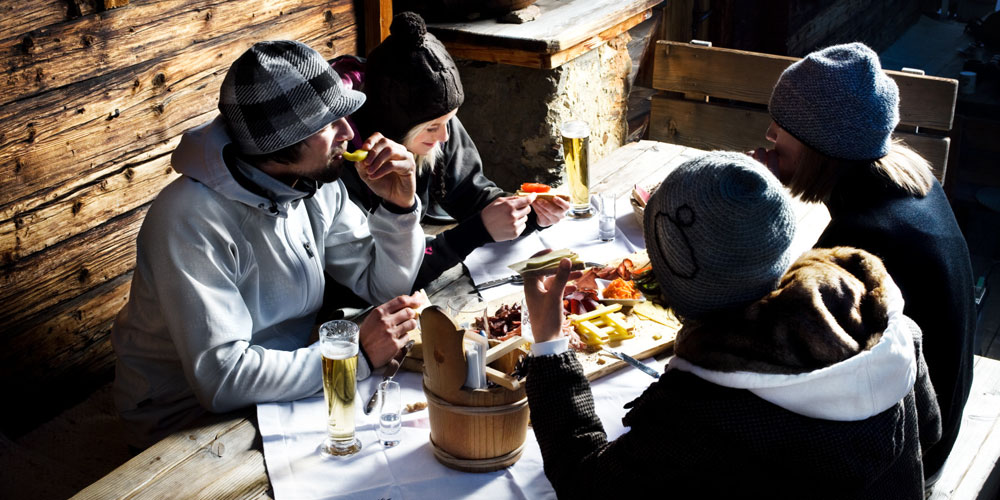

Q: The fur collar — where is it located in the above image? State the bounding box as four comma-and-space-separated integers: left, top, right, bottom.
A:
675, 247, 895, 374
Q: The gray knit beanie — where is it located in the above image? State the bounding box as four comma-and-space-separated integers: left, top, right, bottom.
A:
219, 40, 366, 155
357, 12, 464, 143
643, 152, 797, 319
769, 42, 898, 161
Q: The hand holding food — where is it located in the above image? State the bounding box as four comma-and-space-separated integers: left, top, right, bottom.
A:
521, 250, 578, 344
355, 132, 416, 209
342, 149, 369, 162
481, 195, 534, 242
515, 182, 569, 201
359, 293, 424, 367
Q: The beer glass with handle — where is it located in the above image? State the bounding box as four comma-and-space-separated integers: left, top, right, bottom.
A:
319, 320, 362, 457
561, 120, 594, 219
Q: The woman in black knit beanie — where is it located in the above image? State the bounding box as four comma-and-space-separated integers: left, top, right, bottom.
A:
336, 11, 569, 291
750, 42, 975, 485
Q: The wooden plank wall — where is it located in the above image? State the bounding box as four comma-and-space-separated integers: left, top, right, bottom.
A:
0, 0, 361, 438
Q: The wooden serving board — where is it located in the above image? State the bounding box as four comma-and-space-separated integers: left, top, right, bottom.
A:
401, 250, 682, 381
485, 291, 680, 381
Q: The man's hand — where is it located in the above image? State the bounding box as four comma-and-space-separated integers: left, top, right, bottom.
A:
522, 250, 580, 343
531, 196, 570, 227
356, 133, 417, 209
481, 195, 534, 242
358, 293, 423, 368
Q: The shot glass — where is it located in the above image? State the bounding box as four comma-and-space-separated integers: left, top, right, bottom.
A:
598, 191, 616, 242
319, 320, 362, 457
447, 294, 488, 335
376, 380, 402, 448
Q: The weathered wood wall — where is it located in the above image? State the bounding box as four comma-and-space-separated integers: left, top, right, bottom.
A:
0, 0, 362, 438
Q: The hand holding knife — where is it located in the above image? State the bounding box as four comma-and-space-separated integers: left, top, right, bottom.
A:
364, 339, 414, 415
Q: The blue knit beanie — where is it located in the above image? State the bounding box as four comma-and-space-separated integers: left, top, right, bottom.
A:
769, 42, 898, 161
643, 152, 797, 319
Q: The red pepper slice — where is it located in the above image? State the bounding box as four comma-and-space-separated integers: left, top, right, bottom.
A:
519, 182, 551, 193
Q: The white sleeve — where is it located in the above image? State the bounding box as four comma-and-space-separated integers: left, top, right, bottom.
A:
531, 337, 570, 356
322, 182, 425, 304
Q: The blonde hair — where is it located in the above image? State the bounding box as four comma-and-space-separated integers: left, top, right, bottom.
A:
402, 119, 443, 175
787, 140, 933, 203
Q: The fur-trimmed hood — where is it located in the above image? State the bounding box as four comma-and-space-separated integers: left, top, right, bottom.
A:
667, 247, 917, 421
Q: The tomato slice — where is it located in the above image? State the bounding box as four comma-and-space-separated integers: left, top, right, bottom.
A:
519, 182, 551, 193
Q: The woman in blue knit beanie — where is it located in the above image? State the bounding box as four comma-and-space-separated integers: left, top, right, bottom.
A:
752, 42, 975, 486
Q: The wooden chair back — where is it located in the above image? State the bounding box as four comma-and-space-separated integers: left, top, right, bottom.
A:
647, 41, 958, 182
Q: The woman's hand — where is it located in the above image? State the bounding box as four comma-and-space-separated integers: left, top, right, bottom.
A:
530, 196, 570, 227
522, 251, 578, 343
748, 147, 780, 177
481, 195, 534, 242
356, 133, 417, 209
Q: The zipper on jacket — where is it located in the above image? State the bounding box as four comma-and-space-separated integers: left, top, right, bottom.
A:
303, 241, 314, 258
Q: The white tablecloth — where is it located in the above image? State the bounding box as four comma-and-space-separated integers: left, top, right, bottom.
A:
258, 354, 667, 500
466, 196, 644, 302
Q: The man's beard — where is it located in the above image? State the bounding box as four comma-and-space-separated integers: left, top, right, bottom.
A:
310, 153, 345, 184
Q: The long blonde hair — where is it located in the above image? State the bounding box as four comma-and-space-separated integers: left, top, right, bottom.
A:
402, 119, 443, 175
787, 140, 934, 203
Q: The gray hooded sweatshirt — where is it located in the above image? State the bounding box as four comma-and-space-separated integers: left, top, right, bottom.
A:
112, 116, 423, 447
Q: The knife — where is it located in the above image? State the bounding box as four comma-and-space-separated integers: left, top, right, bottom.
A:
364, 339, 415, 415
601, 347, 660, 379
477, 275, 523, 290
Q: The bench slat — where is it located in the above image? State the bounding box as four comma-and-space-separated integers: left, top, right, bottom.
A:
648, 96, 948, 181
651, 41, 958, 131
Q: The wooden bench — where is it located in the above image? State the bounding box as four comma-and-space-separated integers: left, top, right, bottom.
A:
646, 41, 959, 183
930, 355, 1000, 499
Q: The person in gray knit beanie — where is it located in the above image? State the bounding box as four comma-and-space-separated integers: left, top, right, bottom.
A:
643, 151, 797, 319
219, 40, 366, 155
769, 42, 898, 161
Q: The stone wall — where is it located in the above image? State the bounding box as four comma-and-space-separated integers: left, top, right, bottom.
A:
455, 33, 632, 191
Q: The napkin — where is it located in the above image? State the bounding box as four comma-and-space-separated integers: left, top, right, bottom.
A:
258, 357, 667, 499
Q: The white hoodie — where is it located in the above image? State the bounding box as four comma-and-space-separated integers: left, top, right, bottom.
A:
668, 276, 916, 421
112, 116, 423, 447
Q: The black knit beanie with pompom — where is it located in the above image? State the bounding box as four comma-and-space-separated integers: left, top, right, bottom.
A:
356, 11, 465, 143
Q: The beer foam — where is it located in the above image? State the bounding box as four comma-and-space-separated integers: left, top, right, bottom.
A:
321, 340, 358, 360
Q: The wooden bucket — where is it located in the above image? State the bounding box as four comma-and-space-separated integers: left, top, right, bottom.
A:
420, 306, 530, 472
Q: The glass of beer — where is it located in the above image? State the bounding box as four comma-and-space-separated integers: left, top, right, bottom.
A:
561, 120, 593, 219
319, 320, 362, 457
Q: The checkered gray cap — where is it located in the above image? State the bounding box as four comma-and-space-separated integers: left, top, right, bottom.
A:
219, 40, 366, 155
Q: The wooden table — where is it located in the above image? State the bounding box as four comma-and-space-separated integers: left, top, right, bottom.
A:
70, 141, 852, 499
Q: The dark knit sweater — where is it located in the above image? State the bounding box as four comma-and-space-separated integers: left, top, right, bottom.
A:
817, 166, 975, 477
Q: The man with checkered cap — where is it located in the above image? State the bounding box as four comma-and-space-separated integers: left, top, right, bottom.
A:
111, 40, 426, 449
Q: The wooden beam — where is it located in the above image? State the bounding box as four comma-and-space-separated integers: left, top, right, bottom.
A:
0, 147, 179, 263
364, 0, 391, 56
1, 1, 357, 215
444, 10, 650, 69
0, 207, 145, 330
